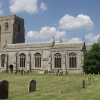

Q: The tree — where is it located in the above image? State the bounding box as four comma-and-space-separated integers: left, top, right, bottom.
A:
83, 43, 100, 74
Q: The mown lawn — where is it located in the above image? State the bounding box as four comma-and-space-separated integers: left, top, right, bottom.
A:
0, 73, 100, 100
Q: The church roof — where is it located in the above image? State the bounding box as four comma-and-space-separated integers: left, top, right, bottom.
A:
5, 41, 85, 50
53, 42, 84, 48
6, 42, 53, 49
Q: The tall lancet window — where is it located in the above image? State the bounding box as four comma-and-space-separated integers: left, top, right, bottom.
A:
1, 54, 5, 67
54, 53, 62, 68
34, 53, 41, 68
69, 53, 77, 68
20, 53, 26, 67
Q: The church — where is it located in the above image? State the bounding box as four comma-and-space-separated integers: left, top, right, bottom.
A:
0, 15, 95, 74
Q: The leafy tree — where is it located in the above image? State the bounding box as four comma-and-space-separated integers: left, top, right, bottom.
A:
83, 43, 100, 74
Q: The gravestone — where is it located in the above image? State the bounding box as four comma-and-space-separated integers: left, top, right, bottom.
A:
28, 80, 36, 92
82, 80, 85, 88
56, 70, 59, 76
87, 77, 90, 85
44, 70, 48, 74
65, 70, 67, 75
27, 70, 29, 74
59, 72, 63, 76
20, 69, 24, 75
0, 80, 9, 99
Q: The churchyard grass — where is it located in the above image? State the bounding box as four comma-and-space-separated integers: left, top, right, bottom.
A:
0, 73, 100, 100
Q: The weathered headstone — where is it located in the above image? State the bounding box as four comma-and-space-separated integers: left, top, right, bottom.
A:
44, 70, 48, 74
20, 69, 24, 75
28, 80, 36, 92
59, 71, 63, 76
27, 70, 29, 74
56, 70, 60, 76
0, 80, 9, 99
82, 80, 85, 88
87, 77, 90, 85
65, 70, 67, 75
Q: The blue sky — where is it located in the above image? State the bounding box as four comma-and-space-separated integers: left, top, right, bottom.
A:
0, 0, 100, 44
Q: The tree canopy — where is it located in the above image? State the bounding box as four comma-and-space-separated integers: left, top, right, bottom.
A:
83, 43, 100, 74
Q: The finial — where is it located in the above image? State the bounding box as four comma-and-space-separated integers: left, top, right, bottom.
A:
60, 37, 62, 43
52, 36, 55, 43
83, 36, 84, 41
51, 37, 55, 47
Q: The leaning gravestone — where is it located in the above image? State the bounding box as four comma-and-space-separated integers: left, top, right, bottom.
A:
28, 80, 36, 92
0, 80, 9, 99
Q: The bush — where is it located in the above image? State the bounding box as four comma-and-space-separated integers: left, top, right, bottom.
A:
83, 43, 100, 74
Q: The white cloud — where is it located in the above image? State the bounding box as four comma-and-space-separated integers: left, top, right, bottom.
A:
9, 0, 38, 14
27, 31, 39, 39
59, 14, 93, 30
85, 33, 99, 43
0, 2, 3, 15
26, 27, 66, 41
69, 38, 81, 42
40, 2, 47, 11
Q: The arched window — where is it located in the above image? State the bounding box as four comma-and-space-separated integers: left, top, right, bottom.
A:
5, 22, 8, 30
34, 53, 41, 68
19, 53, 26, 67
69, 53, 77, 68
18, 23, 21, 33
54, 53, 62, 68
1, 54, 5, 67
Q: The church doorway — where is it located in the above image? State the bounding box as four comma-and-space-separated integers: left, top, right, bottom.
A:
9, 65, 13, 73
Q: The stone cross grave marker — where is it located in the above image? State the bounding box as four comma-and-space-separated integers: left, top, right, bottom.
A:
0, 80, 9, 99
28, 79, 36, 92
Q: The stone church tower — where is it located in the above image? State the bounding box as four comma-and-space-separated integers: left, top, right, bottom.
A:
0, 14, 25, 48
